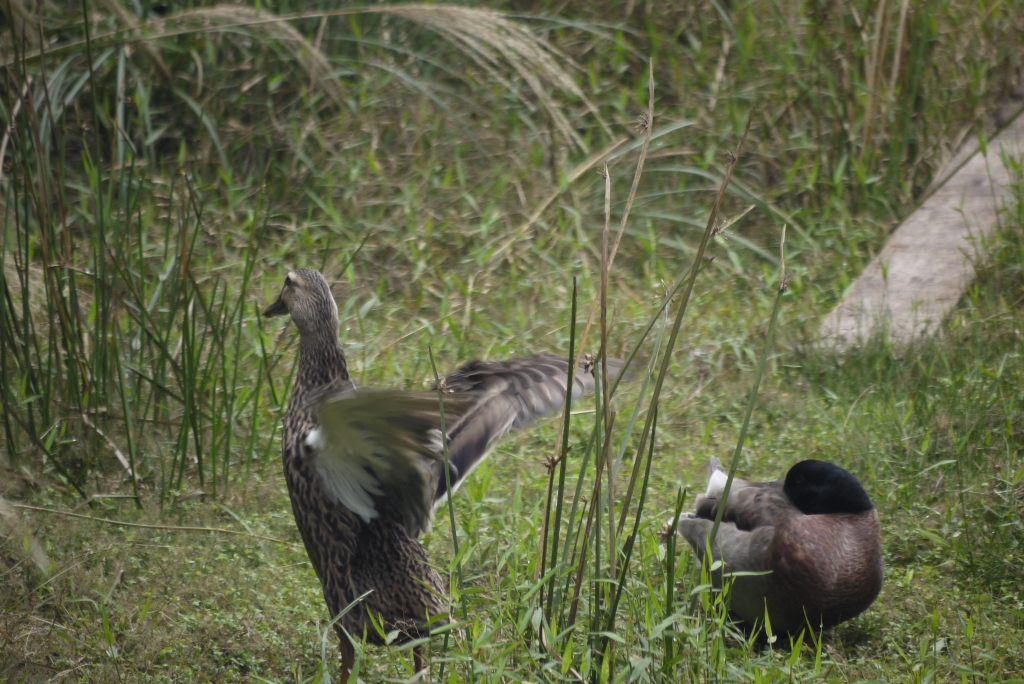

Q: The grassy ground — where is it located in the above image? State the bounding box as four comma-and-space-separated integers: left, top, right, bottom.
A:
2, 0, 1024, 681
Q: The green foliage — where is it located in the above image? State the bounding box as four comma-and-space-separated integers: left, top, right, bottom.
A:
2, 0, 1024, 681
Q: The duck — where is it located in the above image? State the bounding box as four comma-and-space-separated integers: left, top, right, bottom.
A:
263, 268, 618, 681
668, 457, 883, 634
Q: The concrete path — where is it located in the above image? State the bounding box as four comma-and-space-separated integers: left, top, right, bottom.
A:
819, 109, 1024, 348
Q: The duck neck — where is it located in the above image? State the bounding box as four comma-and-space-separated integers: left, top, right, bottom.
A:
295, 326, 349, 396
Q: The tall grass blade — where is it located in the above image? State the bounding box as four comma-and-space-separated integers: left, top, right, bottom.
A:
543, 277, 577, 624
663, 486, 687, 673
708, 226, 787, 548
612, 309, 666, 474
597, 406, 657, 675
428, 346, 473, 684
552, 59, 655, 393
112, 329, 141, 508
600, 161, 613, 584
566, 411, 615, 632
617, 114, 753, 537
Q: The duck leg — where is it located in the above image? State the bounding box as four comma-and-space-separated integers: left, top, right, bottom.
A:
413, 645, 427, 679
339, 636, 355, 683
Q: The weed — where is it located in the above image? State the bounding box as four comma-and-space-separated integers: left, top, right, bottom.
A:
2, 0, 1024, 681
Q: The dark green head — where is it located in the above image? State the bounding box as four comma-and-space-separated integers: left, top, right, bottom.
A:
784, 460, 874, 515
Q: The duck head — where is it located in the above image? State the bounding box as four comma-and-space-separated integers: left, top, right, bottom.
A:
783, 460, 874, 515
263, 268, 339, 336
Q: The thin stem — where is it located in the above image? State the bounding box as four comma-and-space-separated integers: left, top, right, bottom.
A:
617, 114, 754, 537
599, 407, 657, 672
663, 486, 687, 672
708, 226, 787, 548
428, 346, 473, 684
600, 162, 614, 584
544, 277, 577, 626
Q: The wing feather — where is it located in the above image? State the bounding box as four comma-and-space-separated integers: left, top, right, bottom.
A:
308, 354, 625, 532
693, 457, 794, 531
311, 389, 467, 537
434, 354, 624, 503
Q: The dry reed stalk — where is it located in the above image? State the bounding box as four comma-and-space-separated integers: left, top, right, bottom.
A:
96, 0, 171, 81
616, 113, 752, 536
552, 59, 655, 400
385, 5, 603, 149
706, 225, 786, 547
509, 102, 645, 583
708, 33, 730, 114
2, 0, 42, 49
534, 67, 656, 590
9, 4, 600, 146
861, 0, 889, 163
487, 135, 628, 266
889, 0, 911, 93
609, 61, 656, 267
78, 412, 140, 482
0, 77, 30, 186
600, 161, 614, 579
145, 6, 343, 107
8, 503, 294, 544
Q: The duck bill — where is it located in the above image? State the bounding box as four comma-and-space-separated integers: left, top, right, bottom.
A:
262, 295, 288, 317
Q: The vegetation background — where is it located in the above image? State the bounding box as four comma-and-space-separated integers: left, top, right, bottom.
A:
1, 0, 1023, 681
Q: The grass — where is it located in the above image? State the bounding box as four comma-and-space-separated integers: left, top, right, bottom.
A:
2, 0, 1024, 680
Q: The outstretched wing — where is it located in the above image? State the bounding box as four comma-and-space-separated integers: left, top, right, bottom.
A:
310, 389, 468, 537
433, 354, 625, 504
694, 456, 793, 531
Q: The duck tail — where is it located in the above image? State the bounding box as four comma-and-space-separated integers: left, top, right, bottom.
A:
706, 456, 728, 497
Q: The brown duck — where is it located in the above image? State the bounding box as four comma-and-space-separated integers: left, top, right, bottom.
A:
263, 268, 617, 680
670, 458, 883, 634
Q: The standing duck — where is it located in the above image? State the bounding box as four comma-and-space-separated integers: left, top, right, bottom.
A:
669, 457, 883, 634
263, 268, 617, 680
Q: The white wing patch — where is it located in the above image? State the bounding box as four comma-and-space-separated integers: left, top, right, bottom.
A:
305, 427, 383, 523
305, 389, 463, 537
706, 468, 729, 498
